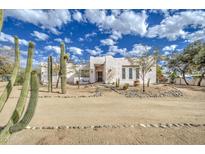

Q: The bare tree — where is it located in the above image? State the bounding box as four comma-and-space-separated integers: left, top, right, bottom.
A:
127, 45, 156, 92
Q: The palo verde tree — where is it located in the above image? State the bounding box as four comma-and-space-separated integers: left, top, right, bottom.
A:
193, 43, 205, 86
168, 41, 203, 85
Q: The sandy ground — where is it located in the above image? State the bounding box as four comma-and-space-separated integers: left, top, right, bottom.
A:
0, 82, 205, 144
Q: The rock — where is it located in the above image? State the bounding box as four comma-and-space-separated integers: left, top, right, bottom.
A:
58, 125, 66, 129
172, 124, 178, 127
190, 124, 201, 127
150, 124, 158, 128
159, 124, 166, 128
47, 126, 54, 129
91, 126, 95, 129
130, 125, 134, 128
139, 124, 146, 128
25, 126, 31, 129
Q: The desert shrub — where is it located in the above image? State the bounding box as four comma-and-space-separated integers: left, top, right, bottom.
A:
115, 78, 120, 88
169, 71, 177, 84
122, 83, 129, 90
14, 71, 24, 85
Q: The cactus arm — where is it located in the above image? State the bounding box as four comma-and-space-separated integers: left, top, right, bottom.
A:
9, 71, 39, 133
0, 42, 34, 144
10, 42, 34, 123
48, 56, 51, 92
51, 56, 53, 92
60, 42, 67, 94
0, 9, 3, 32
0, 36, 20, 112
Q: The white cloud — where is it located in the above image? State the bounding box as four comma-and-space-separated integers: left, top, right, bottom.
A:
85, 32, 97, 38
128, 44, 151, 57
31, 31, 49, 41
54, 38, 63, 42
54, 37, 71, 43
0, 32, 29, 46
72, 11, 83, 22
69, 47, 83, 55
5, 9, 71, 35
162, 44, 177, 51
44, 45, 60, 54
147, 10, 205, 41
110, 31, 122, 40
101, 38, 116, 46
107, 45, 127, 56
86, 46, 103, 56
84, 9, 148, 36
64, 37, 71, 43
78, 37, 84, 42
185, 30, 205, 43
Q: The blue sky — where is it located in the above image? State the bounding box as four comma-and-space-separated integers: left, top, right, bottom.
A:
0, 9, 205, 67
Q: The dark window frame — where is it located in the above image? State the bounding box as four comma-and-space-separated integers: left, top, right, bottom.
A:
129, 68, 133, 79
122, 67, 126, 79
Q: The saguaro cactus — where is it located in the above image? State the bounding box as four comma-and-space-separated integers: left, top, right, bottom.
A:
9, 71, 39, 133
48, 56, 52, 92
0, 9, 3, 31
0, 36, 20, 112
0, 42, 34, 144
11, 42, 34, 123
60, 42, 67, 94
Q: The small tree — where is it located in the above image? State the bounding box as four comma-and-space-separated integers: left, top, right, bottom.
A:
168, 41, 203, 85
193, 45, 205, 86
128, 45, 156, 92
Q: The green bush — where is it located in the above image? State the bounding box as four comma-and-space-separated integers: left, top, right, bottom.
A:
122, 83, 129, 90
14, 72, 24, 86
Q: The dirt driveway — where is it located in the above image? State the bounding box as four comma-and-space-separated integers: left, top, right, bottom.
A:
0, 83, 205, 144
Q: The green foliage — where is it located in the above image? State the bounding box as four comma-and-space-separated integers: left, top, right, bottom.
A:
169, 71, 177, 84
0, 9, 3, 32
0, 56, 14, 76
156, 65, 164, 83
9, 71, 39, 133
14, 71, 25, 86
60, 42, 67, 94
0, 36, 20, 112
168, 40, 205, 86
115, 78, 120, 88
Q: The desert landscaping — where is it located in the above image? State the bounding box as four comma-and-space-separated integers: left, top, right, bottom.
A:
0, 82, 205, 144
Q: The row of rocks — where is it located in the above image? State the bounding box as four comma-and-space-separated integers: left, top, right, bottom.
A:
24, 123, 205, 130
112, 87, 183, 98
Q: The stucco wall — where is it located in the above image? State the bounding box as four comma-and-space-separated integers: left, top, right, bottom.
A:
92, 56, 157, 86
41, 56, 157, 86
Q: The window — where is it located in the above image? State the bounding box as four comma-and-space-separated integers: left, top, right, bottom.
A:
80, 70, 90, 77
136, 68, 139, 79
129, 68, 133, 79
122, 68, 126, 79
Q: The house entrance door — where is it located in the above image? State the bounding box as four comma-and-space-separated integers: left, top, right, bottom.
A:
97, 71, 103, 82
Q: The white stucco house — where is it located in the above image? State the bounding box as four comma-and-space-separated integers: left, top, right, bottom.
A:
40, 55, 156, 86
